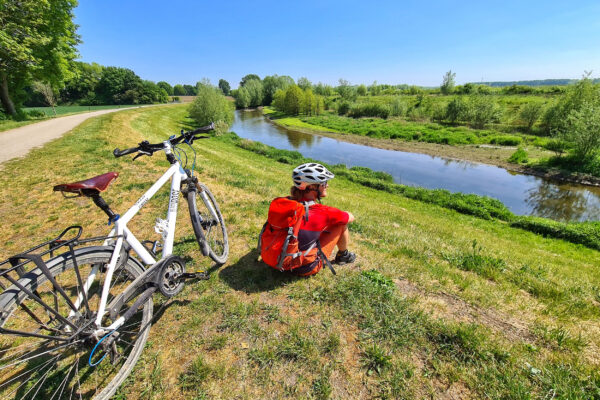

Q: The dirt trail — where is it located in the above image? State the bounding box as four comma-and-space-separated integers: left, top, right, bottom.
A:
0, 106, 150, 164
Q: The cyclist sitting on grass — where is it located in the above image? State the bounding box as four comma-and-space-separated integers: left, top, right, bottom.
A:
289, 163, 356, 276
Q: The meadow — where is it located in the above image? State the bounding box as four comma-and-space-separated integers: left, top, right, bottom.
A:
0, 104, 598, 399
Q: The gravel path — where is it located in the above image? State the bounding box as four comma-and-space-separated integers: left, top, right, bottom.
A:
0, 106, 146, 164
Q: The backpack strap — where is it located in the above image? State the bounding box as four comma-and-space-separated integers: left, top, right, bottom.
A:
300, 200, 315, 222
316, 240, 336, 275
257, 221, 267, 250
275, 226, 295, 271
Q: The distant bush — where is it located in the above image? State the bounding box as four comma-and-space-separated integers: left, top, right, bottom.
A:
26, 109, 46, 118
519, 102, 544, 131
189, 85, 234, 128
389, 97, 408, 117
466, 95, 501, 128
510, 217, 600, 251
337, 100, 352, 116
489, 135, 522, 146
445, 96, 469, 123
348, 103, 390, 119
508, 148, 528, 164
543, 139, 569, 156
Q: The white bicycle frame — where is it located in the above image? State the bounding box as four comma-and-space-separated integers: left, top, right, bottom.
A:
68, 140, 218, 334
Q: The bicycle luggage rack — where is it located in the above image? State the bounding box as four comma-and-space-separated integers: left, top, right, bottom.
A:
0, 225, 122, 291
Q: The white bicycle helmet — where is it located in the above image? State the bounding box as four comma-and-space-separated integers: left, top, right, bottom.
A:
292, 163, 334, 190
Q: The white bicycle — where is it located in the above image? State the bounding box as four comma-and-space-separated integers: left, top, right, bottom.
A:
0, 124, 228, 399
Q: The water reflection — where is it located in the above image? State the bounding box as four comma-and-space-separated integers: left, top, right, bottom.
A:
525, 181, 600, 221
231, 110, 600, 222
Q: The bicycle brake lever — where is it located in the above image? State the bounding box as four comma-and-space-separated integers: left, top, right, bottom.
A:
132, 151, 152, 161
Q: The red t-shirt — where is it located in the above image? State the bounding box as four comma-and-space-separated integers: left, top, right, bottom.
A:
297, 202, 349, 252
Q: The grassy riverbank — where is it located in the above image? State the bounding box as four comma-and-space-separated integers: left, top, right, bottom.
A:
1, 104, 598, 399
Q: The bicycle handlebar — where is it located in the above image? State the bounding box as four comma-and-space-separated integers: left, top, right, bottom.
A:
113, 123, 215, 158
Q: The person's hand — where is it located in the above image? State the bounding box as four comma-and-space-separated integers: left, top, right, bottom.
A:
346, 211, 355, 223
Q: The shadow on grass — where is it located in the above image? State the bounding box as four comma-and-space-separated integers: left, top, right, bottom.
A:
219, 249, 297, 293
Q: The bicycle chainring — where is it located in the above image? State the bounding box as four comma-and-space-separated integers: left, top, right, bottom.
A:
157, 255, 186, 297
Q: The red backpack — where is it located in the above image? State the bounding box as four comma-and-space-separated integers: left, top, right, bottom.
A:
258, 197, 335, 274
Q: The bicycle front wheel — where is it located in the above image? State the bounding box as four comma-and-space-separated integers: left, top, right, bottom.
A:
0, 246, 153, 400
187, 182, 229, 264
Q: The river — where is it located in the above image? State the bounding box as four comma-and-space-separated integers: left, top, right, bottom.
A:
230, 110, 600, 222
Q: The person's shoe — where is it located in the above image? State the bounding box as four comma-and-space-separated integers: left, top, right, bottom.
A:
334, 249, 356, 265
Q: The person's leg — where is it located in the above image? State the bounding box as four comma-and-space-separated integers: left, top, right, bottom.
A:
319, 224, 356, 264
319, 224, 347, 258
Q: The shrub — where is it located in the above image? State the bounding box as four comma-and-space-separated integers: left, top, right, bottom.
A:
389, 97, 408, 117
508, 148, 528, 164
466, 95, 501, 128
348, 103, 390, 119
543, 139, 569, 156
510, 217, 600, 250
563, 102, 600, 160
445, 96, 468, 123
489, 135, 522, 146
337, 100, 352, 116
189, 85, 234, 128
26, 109, 47, 118
520, 102, 544, 131
542, 75, 600, 135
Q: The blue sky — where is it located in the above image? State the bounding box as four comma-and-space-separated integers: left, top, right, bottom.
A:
74, 1, 600, 88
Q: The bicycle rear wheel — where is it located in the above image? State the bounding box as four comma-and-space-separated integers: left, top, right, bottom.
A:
187, 182, 229, 264
0, 246, 153, 400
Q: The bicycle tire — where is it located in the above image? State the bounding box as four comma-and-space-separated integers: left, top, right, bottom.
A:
0, 246, 153, 400
187, 183, 229, 264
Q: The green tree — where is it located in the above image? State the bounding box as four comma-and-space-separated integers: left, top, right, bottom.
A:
303, 88, 315, 115
183, 84, 197, 96
0, 0, 80, 116
519, 102, 544, 131
466, 94, 501, 128
244, 79, 263, 107
440, 70, 456, 95
272, 89, 286, 111
218, 79, 231, 95
262, 75, 294, 105
60, 61, 104, 104
95, 67, 143, 104
157, 81, 174, 96
234, 87, 250, 108
337, 79, 357, 101
357, 84, 367, 96
239, 74, 260, 87
188, 85, 234, 128
445, 96, 468, 123
173, 84, 186, 96
369, 81, 381, 96
297, 77, 312, 90
543, 73, 600, 135
562, 102, 600, 160
284, 85, 304, 115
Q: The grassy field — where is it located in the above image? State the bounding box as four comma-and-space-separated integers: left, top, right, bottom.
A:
0, 104, 598, 399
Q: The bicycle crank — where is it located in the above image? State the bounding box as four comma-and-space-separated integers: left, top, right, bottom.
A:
157, 255, 186, 297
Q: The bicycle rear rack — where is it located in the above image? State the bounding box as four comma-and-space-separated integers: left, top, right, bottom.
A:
0, 225, 123, 291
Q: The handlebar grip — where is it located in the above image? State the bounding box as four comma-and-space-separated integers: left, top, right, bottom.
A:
188, 122, 214, 135
113, 147, 139, 158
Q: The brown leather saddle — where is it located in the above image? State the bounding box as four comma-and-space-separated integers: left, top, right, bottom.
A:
53, 172, 118, 196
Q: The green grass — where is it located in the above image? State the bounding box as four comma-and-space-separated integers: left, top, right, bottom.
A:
23, 104, 139, 116
0, 104, 598, 399
0, 105, 141, 133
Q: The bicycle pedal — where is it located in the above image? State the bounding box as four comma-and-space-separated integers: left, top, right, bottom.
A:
180, 271, 209, 280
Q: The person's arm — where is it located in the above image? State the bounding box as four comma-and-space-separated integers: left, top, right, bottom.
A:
346, 211, 355, 223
